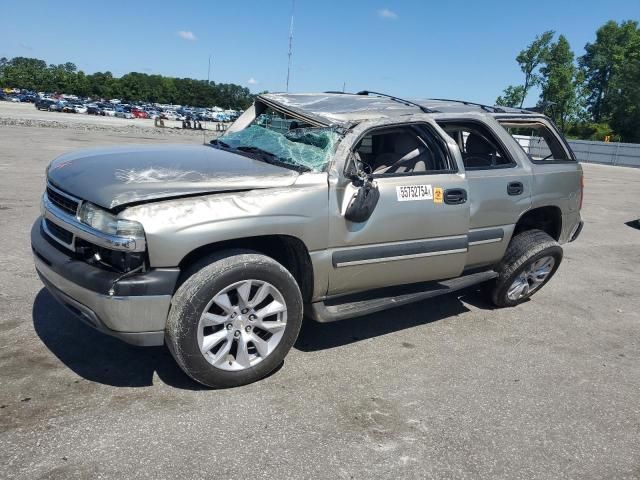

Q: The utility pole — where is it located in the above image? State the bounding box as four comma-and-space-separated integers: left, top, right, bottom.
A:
203, 54, 212, 144
286, 0, 295, 92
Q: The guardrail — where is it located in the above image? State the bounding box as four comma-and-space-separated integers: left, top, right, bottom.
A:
513, 135, 640, 168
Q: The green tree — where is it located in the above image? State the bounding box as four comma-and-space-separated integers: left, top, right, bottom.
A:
607, 30, 640, 142
0, 57, 48, 90
579, 20, 639, 122
86, 71, 117, 99
515, 31, 555, 107
496, 85, 526, 107
538, 35, 579, 132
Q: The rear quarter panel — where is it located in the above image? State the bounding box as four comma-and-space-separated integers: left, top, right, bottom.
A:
530, 161, 583, 243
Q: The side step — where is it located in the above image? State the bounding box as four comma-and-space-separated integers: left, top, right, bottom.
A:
307, 271, 497, 323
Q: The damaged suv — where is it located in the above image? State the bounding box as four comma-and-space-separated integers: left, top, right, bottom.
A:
32, 91, 583, 387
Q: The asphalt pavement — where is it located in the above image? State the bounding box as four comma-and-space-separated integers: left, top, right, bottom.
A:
0, 125, 639, 479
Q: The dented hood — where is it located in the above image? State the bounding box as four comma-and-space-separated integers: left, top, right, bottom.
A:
47, 144, 299, 209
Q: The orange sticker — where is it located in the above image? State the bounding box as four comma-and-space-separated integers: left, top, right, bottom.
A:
434, 187, 444, 204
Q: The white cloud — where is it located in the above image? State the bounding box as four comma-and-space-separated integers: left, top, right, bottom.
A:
177, 31, 196, 41
377, 8, 398, 19
247, 78, 258, 85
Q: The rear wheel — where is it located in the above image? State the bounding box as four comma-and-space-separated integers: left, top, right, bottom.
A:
491, 229, 563, 307
166, 250, 303, 388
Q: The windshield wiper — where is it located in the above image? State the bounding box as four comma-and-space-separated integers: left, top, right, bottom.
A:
210, 138, 231, 148
236, 145, 278, 157
236, 146, 309, 172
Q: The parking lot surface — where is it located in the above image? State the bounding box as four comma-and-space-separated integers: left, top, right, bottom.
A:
0, 125, 639, 479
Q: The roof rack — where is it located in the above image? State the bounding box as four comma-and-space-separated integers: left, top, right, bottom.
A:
356, 90, 438, 114
428, 98, 509, 114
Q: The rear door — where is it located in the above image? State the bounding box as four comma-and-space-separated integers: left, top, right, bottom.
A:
327, 120, 470, 296
437, 116, 533, 269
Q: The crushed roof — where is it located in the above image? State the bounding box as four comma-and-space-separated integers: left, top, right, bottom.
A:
260, 92, 535, 124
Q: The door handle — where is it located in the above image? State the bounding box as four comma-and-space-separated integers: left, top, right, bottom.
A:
507, 182, 524, 196
444, 188, 467, 205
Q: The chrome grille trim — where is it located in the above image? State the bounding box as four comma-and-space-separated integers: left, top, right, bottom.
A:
41, 192, 146, 253
46, 183, 81, 216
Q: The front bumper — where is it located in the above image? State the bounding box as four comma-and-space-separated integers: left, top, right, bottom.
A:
31, 220, 179, 346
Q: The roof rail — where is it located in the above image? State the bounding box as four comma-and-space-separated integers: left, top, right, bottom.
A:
356, 90, 438, 114
428, 98, 509, 114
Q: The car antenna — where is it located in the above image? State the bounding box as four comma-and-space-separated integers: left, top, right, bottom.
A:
356, 90, 438, 114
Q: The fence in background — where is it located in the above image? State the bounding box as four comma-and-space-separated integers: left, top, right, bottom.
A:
565, 139, 640, 167
513, 135, 640, 168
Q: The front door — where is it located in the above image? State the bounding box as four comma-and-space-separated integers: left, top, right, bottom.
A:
327, 120, 470, 295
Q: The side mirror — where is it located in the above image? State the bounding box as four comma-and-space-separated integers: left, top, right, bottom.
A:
344, 179, 380, 223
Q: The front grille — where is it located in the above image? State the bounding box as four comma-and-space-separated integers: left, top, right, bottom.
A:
44, 219, 74, 245
46, 186, 80, 216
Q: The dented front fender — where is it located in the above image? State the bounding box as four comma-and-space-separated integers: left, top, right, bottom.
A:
121, 173, 330, 267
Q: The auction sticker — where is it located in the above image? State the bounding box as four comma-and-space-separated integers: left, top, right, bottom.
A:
434, 187, 444, 203
396, 185, 433, 201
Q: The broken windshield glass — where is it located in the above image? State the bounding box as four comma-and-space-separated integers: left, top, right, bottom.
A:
219, 123, 340, 172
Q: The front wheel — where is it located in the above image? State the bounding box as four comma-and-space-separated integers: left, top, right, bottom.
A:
491, 229, 563, 307
166, 250, 303, 388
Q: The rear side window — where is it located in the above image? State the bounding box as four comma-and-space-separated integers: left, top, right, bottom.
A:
437, 121, 514, 170
499, 121, 573, 162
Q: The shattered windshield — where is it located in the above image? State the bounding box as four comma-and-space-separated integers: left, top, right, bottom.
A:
216, 109, 340, 172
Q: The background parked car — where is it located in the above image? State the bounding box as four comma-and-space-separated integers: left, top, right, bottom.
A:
102, 106, 116, 116
72, 104, 88, 114
35, 98, 56, 111
86, 104, 104, 115
132, 108, 149, 119
115, 107, 134, 119
162, 110, 185, 121
49, 101, 65, 112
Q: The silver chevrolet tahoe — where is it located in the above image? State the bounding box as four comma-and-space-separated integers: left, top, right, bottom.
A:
32, 92, 584, 388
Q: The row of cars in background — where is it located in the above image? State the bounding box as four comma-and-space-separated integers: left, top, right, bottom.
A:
1, 89, 241, 123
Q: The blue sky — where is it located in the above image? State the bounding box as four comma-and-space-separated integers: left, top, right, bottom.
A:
1, 0, 638, 105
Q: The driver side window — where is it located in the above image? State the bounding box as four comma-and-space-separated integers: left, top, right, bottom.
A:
354, 124, 455, 176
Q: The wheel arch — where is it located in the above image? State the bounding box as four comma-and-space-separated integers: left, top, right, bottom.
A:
513, 205, 562, 241
177, 235, 314, 303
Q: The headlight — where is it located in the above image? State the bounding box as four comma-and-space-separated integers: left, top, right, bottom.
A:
78, 202, 145, 238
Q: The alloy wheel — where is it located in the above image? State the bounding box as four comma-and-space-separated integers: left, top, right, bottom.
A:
506, 255, 556, 301
197, 279, 288, 371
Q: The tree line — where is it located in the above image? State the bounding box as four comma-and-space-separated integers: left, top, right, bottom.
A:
0, 57, 255, 109
496, 20, 640, 143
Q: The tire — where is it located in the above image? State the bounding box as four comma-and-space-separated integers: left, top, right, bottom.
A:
166, 250, 303, 388
491, 229, 563, 307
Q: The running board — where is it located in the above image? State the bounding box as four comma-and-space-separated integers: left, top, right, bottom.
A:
307, 271, 497, 323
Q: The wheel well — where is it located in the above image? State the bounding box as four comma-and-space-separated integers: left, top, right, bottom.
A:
514, 206, 562, 240
178, 235, 314, 302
